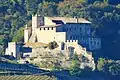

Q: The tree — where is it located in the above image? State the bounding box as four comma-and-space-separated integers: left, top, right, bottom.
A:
12, 27, 24, 42
69, 59, 82, 76
25, 0, 39, 16
37, 2, 58, 16
48, 41, 58, 49
107, 61, 120, 76
0, 36, 5, 45
97, 58, 106, 72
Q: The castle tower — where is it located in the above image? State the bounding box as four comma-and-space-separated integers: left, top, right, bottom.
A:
24, 24, 32, 43
32, 14, 38, 31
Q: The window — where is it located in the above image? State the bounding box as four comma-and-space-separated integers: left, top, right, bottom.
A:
39, 17, 44, 26
97, 42, 99, 45
51, 27, 53, 30
69, 28, 71, 31
11, 52, 13, 56
61, 42, 65, 50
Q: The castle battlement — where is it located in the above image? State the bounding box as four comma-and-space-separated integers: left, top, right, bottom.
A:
66, 40, 78, 44
39, 27, 56, 31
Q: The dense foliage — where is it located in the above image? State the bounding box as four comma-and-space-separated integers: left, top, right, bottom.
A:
97, 58, 120, 76
48, 41, 59, 49
0, 0, 120, 59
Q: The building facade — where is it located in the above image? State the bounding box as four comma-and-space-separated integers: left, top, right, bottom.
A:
24, 14, 101, 51
5, 42, 32, 58
5, 42, 20, 58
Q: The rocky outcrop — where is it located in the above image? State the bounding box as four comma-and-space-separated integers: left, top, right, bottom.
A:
21, 43, 95, 71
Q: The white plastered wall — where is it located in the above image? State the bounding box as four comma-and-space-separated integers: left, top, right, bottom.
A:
24, 28, 31, 43
5, 42, 17, 57
36, 27, 66, 44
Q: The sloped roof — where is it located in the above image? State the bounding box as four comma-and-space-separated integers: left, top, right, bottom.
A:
47, 17, 91, 24
24, 42, 48, 48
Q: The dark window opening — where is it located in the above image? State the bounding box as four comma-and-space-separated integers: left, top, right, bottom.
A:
97, 42, 99, 45
11, 52, 13, 56
52, 27, 53, 30
52, 20, 64, 25
61, 42, 65, 50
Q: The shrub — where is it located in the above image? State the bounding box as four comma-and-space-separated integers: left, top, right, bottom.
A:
48, 41, 58, 50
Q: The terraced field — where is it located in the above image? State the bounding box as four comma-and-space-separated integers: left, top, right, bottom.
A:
0, 75, 56, 80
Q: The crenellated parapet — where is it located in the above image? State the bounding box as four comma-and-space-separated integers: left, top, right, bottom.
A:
39, 27, 56, 31
66, 40, 78, 44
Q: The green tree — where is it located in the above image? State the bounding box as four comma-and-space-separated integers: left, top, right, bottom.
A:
25, 0, 39, 16
69, 54, 82, 76
97, 58, 106, 72
69, 59, 82, 76
0, 36, 5, 45
37, 2, 58, 16
12, 27, 24, 42
48, 41, 58, 50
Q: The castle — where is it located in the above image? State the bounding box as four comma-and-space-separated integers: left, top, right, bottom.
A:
24, 14, 101, 51
5, 15, 99, 70
5, 14, 101, 60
